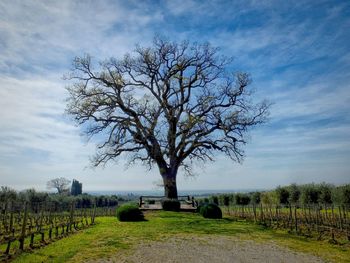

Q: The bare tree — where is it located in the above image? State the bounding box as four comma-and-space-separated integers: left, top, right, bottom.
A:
66, 38, 269, 199
47, 177, 71, 194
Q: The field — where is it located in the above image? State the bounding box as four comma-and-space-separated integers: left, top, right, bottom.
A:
10, 211, 350, 263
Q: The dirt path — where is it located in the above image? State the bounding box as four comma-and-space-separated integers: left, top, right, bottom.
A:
96, 235, 325, 263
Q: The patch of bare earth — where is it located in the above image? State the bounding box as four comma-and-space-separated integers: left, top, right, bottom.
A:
95, 235, 325, 263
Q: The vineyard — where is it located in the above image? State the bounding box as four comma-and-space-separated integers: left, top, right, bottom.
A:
224, 204, 350, 242
0, 200, 116, 261
1, 194, 350, 261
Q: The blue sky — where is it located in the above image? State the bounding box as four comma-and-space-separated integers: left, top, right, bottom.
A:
0, 0, 349, 192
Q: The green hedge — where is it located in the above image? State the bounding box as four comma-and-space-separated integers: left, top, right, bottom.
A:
199, 203, 222, 219
161, 199, 181, 211
116, 204, 144, 221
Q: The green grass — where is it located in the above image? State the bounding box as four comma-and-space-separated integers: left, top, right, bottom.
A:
12, 211, 350, 263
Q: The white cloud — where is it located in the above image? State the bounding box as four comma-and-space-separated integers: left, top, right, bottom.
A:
0, 0, 163, 75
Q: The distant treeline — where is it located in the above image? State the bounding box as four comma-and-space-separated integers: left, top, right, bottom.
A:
0, 187, 126, 211
202, 183, 350, 207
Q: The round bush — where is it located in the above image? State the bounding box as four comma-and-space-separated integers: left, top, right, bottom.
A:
199, 203, 222, 219
196, 202, 208, 213
161, 199, 181, 211
116, 204, 144, 221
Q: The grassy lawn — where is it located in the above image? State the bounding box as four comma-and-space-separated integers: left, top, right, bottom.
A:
12, 211, 350, 263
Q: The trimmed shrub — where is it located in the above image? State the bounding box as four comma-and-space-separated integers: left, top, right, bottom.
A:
199, 203, 222, 219
116, 204, 144, 221
161, 199, 180, 211
196, 202, 208, 213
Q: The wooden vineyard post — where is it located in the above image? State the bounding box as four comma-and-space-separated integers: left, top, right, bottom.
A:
19, 202, 28, 250
69, 202, 75, 232
346, 205, 350, 241
91, 202, 97, 225
302, 205, 309, 234
307, 206, 311, 231
5, 202, 14, 255
289, 204, 293, 232
253, 204, 257, 223
3, 202, 8, 234
55, 225, 59, 238
85, 208, 89, 226
9, 201, 14, 237
318, 206, 323, 234
30, 233, 35, 248
39, 207, 44, 243
80, 208, 85, 227
338, 206, 343, 232
294, 205, 298, 233
343, 205, 350, 241
269, 206, 273, 227
0, 204, 2, 235
48, 206, 53, 240
315, 206, 320, 238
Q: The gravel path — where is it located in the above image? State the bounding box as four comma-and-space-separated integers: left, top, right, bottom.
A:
97, 235, 325, 263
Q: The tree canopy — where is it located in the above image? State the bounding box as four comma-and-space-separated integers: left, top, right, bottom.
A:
66, 37, 269, 198
71, 179, 82, 196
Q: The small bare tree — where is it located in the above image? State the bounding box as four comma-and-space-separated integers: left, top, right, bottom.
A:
47, 177, 71, 194
66, 38, 269, 199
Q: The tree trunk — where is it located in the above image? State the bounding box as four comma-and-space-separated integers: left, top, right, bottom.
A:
162, 173, 178, 199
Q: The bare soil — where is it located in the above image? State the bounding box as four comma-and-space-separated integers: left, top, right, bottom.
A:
96, 235, 325, 263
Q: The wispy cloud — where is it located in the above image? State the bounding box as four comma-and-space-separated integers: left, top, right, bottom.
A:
0, 0, 163, 75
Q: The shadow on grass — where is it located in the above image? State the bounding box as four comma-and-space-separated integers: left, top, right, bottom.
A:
117, 217, 149, 222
